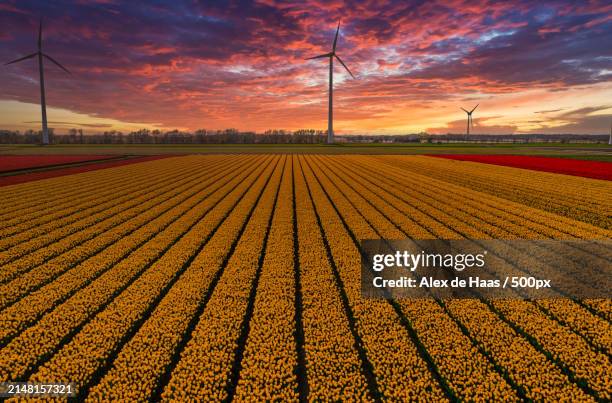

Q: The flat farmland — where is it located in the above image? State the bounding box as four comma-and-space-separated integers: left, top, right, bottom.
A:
0, 154, 610, 401
2, 143, 611, 161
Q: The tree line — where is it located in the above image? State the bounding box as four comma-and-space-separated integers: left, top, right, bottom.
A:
0, 128, 607, 145
0, 128, 329, 144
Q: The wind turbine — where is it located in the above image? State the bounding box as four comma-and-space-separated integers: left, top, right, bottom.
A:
306, 22, 354, 144
609, 121, 611, 145
460, 104, 478, 138
5, 19, 71, 145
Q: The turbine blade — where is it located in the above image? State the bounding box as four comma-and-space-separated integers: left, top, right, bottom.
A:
334, 54, 354, 78
38, 18, 42, 49
470, 103, 479, 113
460, 107, 469, 113
332, 21, 340, 51
306, 52, 332, 60
5, 52, 37, 65
43, 53, 71, 74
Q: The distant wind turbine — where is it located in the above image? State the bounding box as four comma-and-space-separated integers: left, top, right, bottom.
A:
460, 104, 478, 138
609, 121, 611, 145
306, 22, 355, 144
5, 18, 71, 145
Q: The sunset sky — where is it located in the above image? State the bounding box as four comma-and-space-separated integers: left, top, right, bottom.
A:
0, 0, 611, 135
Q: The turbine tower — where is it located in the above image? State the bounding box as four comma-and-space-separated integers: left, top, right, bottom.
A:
5, 19, 70, 145
306, 22, 354, 144
609, 121, 611, 145
460, 104, 478, 139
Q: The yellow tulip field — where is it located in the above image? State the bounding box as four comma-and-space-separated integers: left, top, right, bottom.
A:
0, 154, 610, 401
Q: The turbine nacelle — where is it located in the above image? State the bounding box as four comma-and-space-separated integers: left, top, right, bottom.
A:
305, 22, 354, 78
5, 19, 71, 74
460, 104, 479, 116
